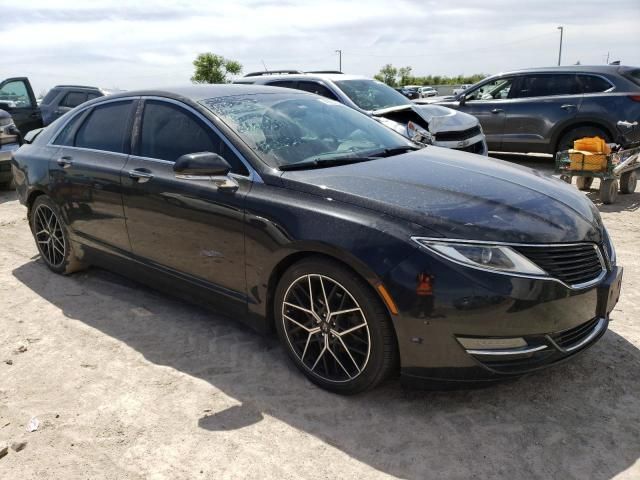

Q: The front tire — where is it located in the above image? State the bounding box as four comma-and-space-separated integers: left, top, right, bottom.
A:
29, 196, 86, 274
274, 257, 398, 394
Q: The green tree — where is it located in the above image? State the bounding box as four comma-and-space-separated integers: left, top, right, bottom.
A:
398, 66, 413, 86
374, 64, 399, 87
191, 53, 242, 84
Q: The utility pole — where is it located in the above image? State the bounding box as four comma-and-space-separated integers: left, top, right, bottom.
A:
335, 50, 342, 72
557, 26, 564, 66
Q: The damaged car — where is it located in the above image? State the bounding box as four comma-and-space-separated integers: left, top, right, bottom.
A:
236, 71, 488, 155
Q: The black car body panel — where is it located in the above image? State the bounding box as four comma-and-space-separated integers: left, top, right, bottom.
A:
11, 85, 621, 386
436, 65, 640, 153
0, 77, 43, 134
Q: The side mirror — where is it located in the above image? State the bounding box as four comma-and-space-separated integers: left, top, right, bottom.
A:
458, 95, 466, 106
173, 152, 231, 176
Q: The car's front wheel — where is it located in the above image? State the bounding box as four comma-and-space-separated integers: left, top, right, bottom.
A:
274, 257, 397, 394
29, 196, 86, 274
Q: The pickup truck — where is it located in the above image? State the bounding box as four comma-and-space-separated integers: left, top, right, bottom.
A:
0, 77, 43, 134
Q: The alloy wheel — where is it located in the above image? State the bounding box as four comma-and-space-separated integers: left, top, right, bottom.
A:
281, 274, 371, 382
33, 204, 66, 268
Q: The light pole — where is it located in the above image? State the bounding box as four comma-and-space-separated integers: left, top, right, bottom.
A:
335, 49, 342, 72
557, 26, 564, 66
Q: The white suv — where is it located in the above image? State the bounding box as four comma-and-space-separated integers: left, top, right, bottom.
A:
235, 71, 487, 155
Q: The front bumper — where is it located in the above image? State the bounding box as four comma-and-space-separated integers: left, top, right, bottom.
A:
433, 134, 488, 156
382, 249, 621, 385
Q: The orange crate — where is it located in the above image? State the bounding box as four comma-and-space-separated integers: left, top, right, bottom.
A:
569, 151, 607, 171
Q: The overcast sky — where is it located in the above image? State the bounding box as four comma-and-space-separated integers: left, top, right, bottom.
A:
2, 0, 639, 95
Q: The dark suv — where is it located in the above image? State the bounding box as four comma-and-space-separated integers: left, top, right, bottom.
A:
436, 65, 640, 154
40, 85, 114, 126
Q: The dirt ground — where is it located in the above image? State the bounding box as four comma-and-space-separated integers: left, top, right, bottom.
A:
1, 159, 639, 479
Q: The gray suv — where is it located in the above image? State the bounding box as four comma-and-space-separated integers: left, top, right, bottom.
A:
436, 65, 640, 154
40, 85, 113, 126
236, 71, 488, 155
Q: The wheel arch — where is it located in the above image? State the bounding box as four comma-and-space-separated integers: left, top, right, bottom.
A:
552, 120, 615, 153
263, 246, 398, 335
26, 189, 47, 221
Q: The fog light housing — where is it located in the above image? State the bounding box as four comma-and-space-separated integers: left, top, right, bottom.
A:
457, 337, 527, 350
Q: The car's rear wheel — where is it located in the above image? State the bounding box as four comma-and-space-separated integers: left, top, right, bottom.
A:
620, 171, 637, 194
556, 126, 610, 154
274, 257, 397, 394
30, 196, 86, 274
576, 176, 594, 191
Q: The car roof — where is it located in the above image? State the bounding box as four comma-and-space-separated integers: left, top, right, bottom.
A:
238, 73, 369, 83
492, 65, 634, 77
104, 84, 308, 102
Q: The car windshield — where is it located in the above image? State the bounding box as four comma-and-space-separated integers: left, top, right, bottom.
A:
334, 79, 411, 111
202, 93, 414, 169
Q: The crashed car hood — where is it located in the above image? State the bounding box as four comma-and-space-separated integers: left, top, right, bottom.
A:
372, 103, 478, 133
278, 147, 602, 244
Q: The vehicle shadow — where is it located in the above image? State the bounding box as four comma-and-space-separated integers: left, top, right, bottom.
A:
12, 260, 640, 479
0, 187, 17, 205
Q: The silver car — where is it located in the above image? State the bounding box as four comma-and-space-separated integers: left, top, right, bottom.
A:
236, 71, 487, 155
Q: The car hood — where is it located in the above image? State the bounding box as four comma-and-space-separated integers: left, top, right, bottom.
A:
278, 147, 603, 244
372, 104, 478, 133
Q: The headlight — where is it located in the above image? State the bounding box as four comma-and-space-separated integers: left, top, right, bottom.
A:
407, 121, 433, 144
411, 238, 547, 276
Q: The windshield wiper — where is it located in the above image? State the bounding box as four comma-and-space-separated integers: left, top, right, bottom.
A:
279, 155, 373, 171
366, 145, 422, 157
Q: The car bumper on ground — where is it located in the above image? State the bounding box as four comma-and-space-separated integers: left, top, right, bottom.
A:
381, 249, 622, 387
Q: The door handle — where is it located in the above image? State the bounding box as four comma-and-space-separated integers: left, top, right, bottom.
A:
129, 169, 154, 183
57, 156, 73, 168
561, 104, 577, 110
491, 108, 504, 114
30, 112, 41, 118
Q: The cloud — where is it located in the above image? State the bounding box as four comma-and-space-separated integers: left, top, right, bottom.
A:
2, 0, 638, 94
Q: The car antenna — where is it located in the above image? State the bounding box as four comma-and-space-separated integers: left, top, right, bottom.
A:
261, 59, 269, 72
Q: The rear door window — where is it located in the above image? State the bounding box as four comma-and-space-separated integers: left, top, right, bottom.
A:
60, 91, 88, 108
42, 88, 61, 105
75, 101, 134, 153
52, 111, 87, 146
578, 75, 613, 93
514, 74, 581, 98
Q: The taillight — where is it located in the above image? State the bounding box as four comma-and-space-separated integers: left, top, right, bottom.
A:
629, 95, 640, 102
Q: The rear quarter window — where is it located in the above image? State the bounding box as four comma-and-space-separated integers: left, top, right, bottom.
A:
621, 68, 640, 87
579, 75, 613, 93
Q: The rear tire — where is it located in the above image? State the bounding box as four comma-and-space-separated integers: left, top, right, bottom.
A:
274, 257, 398, 394
556, 126, 610, 154
576, 176, 594, 191
620, 171, 637, 194
599, 179, 618, 204
29, 196, 86, 274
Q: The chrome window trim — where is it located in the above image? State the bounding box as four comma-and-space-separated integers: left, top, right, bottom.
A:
47, 95, 262, 183
140, 96, 261, 182
411, 237, 607, 290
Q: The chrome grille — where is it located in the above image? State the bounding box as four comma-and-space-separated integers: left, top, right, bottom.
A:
434, 125, 482, 142
514, 243, 604, 287
550, 318, 600, 350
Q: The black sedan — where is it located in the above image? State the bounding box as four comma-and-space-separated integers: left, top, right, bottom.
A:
12, 85, 622, 393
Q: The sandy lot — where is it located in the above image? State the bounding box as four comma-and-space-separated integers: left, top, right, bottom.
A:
1, 161, 639, 479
